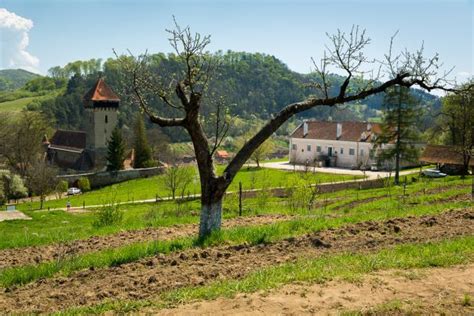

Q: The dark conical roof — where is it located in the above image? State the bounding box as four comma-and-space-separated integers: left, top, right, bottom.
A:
83, 78, 120, 103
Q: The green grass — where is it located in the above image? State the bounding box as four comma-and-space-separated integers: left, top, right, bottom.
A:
0, 96, 38, 112
0, 175, 469, 251
0, 201, 201, 250
17, 166, 361, 211
57, 236, 474, 315
0, 91, 59, 113
0, 177, 470, 288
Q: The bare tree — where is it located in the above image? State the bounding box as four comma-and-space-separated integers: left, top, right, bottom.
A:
121, 22, 454, 238
163, 164, 195, 201
0, 111, 51, 177
27, 161, 58, 209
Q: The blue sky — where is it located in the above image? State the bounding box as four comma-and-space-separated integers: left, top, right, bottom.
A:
0, 0, 472, 84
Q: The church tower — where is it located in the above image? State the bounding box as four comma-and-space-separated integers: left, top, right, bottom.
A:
83, 78, 120, 151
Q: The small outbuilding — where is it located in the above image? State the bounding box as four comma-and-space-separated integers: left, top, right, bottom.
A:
420, 144, 473, 175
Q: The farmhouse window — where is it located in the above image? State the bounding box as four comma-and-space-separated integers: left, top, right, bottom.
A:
307, 145, 311, 151
105, 115, 108, 124
340, 148, 344, 155
316, 146, 321, 152
292, 144, 297, 150
349, 148, 355, 155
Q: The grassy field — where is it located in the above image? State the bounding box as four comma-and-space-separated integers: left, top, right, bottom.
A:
0, 92, 58, 113
17, 166, 361, 211
1, 175, 468, 250
0, 176, 470, 288
0, 96, 38, 112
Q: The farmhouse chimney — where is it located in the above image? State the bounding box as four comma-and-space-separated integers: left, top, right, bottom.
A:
336, 123, 342, 139
303, 121, 308, 137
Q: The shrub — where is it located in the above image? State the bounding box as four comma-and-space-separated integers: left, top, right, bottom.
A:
55, 180, 68, 198
77, 177, 91, 192
93, 201, 123, 227
1, 173, 28, 200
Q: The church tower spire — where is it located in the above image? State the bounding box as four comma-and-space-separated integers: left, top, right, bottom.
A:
83, 78, 120, 150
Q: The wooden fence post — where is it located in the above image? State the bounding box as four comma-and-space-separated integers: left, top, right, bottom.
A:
239, 181, 243, 217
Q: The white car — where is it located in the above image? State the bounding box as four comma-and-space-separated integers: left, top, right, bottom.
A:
421, 169, 447, 178
67, 187, 82, 195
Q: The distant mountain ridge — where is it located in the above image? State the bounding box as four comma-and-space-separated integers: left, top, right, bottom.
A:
0, 69, 41, 91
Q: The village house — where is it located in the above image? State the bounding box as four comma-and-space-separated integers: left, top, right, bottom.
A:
45, 78, 120, 171
289, 120, 385, 169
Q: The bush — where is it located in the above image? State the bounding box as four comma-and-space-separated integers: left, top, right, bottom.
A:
55, 180, 68, 199
1, 173, 28, 200
286, 178, 316, 213
77, 177, 91, 192
93, 201, 123, 227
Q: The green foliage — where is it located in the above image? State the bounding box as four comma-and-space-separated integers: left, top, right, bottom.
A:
93, 197, 123, 228
1, 172, 28, 200
433, 82, 474, 175
77, 177, 91, 192
24, 77, 66, 92
133, 113, 154, 168
37, 52, 439, 143
106, 127, 126, 171
56, 181, 69, 197
285, 177, 316, 212
374, 86, 422, 180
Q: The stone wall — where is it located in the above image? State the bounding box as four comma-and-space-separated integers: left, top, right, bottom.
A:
58, 167, 165, 189
231, 177, 385, 199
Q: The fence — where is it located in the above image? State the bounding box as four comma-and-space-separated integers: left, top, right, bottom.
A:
57, 167, 165, 189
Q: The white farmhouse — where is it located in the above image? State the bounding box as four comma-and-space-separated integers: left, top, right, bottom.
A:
289, 120, 383, 169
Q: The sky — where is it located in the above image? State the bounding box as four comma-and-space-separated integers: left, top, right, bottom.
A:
0, 0, 472, 86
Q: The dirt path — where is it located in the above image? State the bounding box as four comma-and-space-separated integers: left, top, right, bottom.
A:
0, 214, 293, 269
0, 208, 472, 314
157, 264, 474, 315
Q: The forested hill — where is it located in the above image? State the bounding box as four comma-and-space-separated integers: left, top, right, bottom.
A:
0, 69, 40, 91
37, 51, 439, 135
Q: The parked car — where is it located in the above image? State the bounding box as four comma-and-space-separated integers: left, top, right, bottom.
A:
370, 163, 379, 171
421, 169, 447, 178
67, 187, 82, 195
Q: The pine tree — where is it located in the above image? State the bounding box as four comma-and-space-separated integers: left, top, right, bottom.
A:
133, 114, 154, 168
374, 86, 421, 184
106, 126, 126, 171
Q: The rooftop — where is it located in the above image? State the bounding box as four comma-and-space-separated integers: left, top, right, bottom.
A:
420, 144, 473, 166
290, 120, 382, 142
83, 78, 120, 104
49, 129, 87, 151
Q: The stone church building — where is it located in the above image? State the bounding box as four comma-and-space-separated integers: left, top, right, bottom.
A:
45, 78, 120, 171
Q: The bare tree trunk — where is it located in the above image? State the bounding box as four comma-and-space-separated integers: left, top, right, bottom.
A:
394, 86, 402, 185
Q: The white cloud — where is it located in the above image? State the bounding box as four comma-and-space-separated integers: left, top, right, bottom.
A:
0, 8, 39, 72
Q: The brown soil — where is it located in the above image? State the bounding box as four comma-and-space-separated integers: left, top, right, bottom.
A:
0, 208, 472, 314
157, 264, 474, 315
0, 214, 293, 269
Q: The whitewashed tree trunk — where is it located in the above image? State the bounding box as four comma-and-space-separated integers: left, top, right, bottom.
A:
199, 199, 223, 238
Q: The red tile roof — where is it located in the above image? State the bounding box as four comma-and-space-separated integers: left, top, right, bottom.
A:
291, 121, 381, 142
420, 144, 473, 166
216, 150, 230, 159
83, 78, 120, 103
50, 130, 87, 150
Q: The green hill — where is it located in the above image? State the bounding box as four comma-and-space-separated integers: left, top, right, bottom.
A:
0, 69, 41, 91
